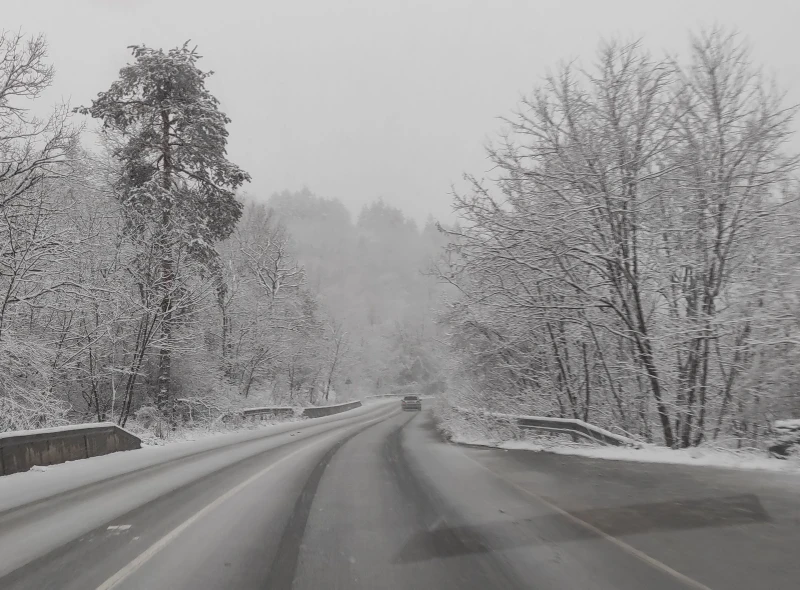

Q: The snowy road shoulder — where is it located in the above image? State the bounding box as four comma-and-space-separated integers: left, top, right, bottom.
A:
450, 434, 800, 473
0, 399, 395, 514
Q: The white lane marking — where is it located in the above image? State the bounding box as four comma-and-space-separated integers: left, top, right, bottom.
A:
106, 525, 131, 531
96, 434, 337, 590
456, 449, 713, 590
96, 409, 396, 590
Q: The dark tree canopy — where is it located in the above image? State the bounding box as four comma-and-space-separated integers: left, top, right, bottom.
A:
78, 43, 250, 257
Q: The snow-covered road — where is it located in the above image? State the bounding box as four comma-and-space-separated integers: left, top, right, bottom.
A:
0, 404, 798, 589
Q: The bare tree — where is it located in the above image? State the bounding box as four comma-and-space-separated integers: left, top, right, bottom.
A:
440, 30, 798, 448
0, 31, 79, 430
323, 320, 348, 401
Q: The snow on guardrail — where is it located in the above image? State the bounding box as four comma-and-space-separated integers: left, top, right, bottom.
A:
454, 407, 642, 448
0, 422, 141, 476
242, 407, 296, 420
301, 401, 362, 418
242, 401, 363, 421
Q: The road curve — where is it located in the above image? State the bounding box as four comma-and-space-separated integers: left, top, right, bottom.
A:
0, 404, 798, 589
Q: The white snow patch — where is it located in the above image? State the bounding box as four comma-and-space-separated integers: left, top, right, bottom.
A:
438, 402, 800, 473
0, 399, 395, 514
775, 419, 800, 431
0, 422, 126, 440
452, 433, 800, 473
127, 416, 298, 447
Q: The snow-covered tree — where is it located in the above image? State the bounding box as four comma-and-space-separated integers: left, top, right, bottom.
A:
440, 29, 799, 448
78, 43, 250, 418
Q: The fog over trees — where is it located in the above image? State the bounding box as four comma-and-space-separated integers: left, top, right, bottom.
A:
0, 32, 448, 435
1, 27, 799, 449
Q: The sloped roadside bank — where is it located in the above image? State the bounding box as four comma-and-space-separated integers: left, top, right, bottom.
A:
125, 400, 362, 447
432, 400, 800, 474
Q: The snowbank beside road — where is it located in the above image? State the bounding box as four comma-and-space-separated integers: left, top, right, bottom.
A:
0, 400, 394, 514
437, 400, 800, 473
126, 415, 298, 447
451, 432, 800, 473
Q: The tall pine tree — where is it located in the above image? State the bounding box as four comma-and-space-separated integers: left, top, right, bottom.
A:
79, 43, 250, 418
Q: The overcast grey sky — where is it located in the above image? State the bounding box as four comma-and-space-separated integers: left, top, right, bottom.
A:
6, 0, 800, 223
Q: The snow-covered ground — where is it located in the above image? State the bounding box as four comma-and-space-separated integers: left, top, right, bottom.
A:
125, 415, 299, 447
448, 429, 800, 473
438, 406, 800, 473
0, 420, 293, 513
0, 400, 391, 514
0, 422, 120, 440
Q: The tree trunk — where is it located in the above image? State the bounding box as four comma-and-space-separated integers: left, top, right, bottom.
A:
156, 107, 174, 422
582, 342, 591, 422
221, 308, 231, 376
119, 312, 157, 427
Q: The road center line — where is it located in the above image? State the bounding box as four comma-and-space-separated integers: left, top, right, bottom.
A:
456, 448, 714, 590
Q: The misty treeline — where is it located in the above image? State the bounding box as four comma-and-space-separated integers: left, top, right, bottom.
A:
438, 28, 800, 449
5, 27, 799, 452
0, 32, 445, 433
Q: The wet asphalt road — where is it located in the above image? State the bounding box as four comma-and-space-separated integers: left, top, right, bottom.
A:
0, 401, 798, 589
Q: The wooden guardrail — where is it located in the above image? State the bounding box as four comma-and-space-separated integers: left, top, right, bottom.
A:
456, 408, 641, 448
0, 423, 142, 476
